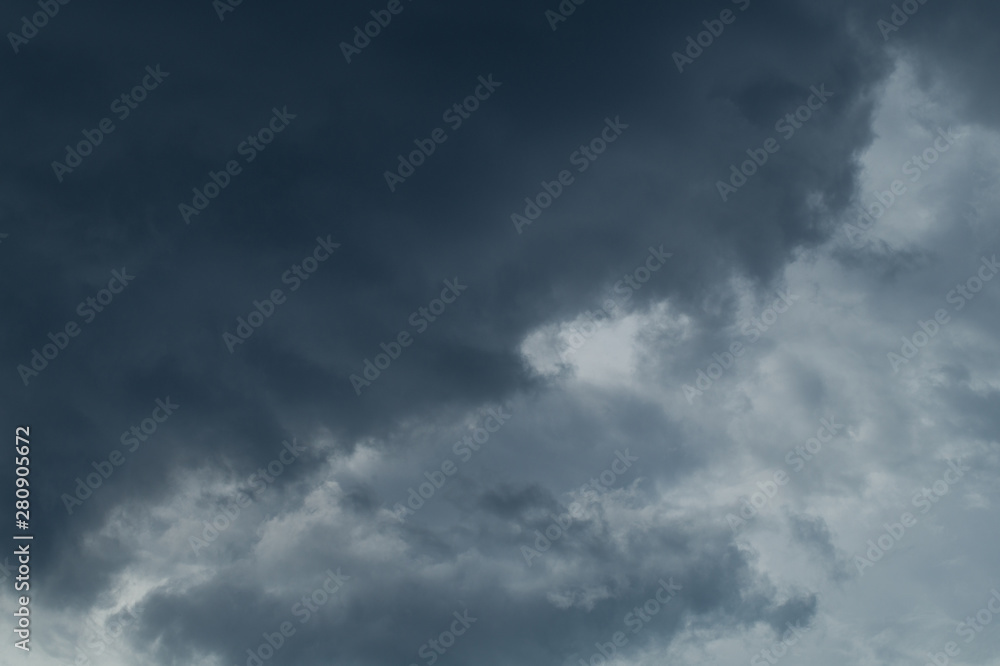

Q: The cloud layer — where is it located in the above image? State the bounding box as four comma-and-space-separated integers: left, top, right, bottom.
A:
2, 0, 999, 664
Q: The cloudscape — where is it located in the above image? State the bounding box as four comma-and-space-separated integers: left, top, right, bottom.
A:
2, 1, 1000, 665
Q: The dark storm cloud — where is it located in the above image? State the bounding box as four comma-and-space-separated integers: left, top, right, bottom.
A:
3, 0, 998, 664
126, 498, 818, 666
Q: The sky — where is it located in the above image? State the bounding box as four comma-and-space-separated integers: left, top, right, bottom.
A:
2, 0, 1000, 665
